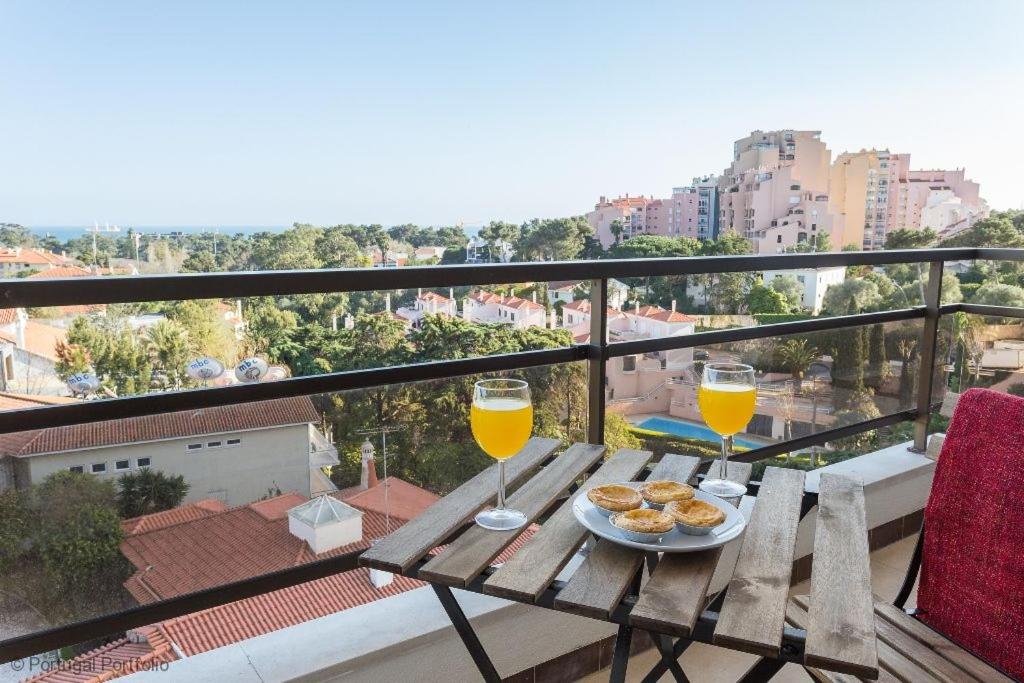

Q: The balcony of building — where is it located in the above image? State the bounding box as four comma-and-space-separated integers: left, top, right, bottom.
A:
1, 247, 1022, 682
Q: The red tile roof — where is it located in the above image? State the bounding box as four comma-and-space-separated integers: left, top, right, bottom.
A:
0, 391, 76, 412
26, 265, 95, 279
24, 627, 176, 683
0, 248, 71, 267
547, 280, 581, 291
631, 305, 697, 323
469, 291, 543, 311
561, 299, 623, 319
418, 291, 451, 303
121, 499, 228, 536
340, 477, 439, 521
0, 320, 67, 361
0, 308, 18, 326
0, 396, 320, 458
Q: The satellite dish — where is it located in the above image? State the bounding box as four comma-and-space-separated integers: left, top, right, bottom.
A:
234, 357, 269, 383
186, 357, 225, 382
264, 365, 290, 381
67, 372, 100, 394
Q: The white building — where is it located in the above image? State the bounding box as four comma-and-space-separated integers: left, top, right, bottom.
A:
463, 291, 546, 329
547, 279, 629, 309
394, 289, 458, 329
0, 396, 339, 505
465, 238, 513, 264
760, 266, 846, 314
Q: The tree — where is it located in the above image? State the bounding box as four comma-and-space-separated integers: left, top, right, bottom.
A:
606, 235, 697, 260
604, 412, 642, 452
365, 224, 390, 263
972, 283, 1024, 309
165, 299, 238, 363
832, 391, 882, 448
117, 469, 190, 518
785, 231, 832, 252
609, 219, 625, 246
940, 215, 1024, 248
885, 228, 937, 250
31, 471, 125, 593
244, 300, 301, 362
778, 339, 819, 391
62, 314, 153, 396
478, 221, 520, 262
768, 275, 803, 311
144, 319, 191, 387
866, 323, 889, 390
517, 217, 593, 261
832, 317, 867, 409
821, 279, 883, 315
747, 282, 789, 314
0, 489, 28, 572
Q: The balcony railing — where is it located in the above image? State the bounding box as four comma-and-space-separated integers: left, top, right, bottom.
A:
1, 246, 1023, 665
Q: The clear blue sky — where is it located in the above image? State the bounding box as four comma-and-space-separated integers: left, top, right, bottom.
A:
2, 0, 1022, 227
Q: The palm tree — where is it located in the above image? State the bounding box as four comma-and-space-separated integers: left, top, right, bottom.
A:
778, 339, 819, 392
117, 469, 190, 518
609, 219, 624, 246
144, 320, 190, 387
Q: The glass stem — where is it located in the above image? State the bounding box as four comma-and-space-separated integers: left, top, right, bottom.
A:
497, 460, 506, 511
719, 435, 733, 480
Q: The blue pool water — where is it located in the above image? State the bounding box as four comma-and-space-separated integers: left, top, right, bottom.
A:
637, 417, 762, 450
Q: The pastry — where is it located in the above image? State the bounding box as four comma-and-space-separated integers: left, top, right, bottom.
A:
587, 485, 642, 516
610, 508, 675, 534
639, 480, 695, 508
665, 498, 726, 535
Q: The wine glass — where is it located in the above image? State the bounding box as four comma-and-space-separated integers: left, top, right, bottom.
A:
698, 362, 756, 498
470, 378, 533, 530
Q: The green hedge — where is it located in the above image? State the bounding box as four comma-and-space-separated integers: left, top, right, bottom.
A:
627, 426, 748, 461
753, 313, 815, 325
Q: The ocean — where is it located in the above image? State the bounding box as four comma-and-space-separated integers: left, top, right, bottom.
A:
29, 224, 481, 242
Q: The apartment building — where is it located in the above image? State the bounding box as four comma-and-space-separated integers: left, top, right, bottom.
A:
0, 397, 339, 506
462, 290, 547, 328
586, 195, 657, 247
898, 168, 986, 238
760, 267, 846, 314
830, 150, 910, 249
717, 130, 837, 254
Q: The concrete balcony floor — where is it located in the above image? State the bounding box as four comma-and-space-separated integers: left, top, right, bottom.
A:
578, 535, 918, 683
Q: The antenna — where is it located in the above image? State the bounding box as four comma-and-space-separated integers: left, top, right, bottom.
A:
355, 425, 403, 536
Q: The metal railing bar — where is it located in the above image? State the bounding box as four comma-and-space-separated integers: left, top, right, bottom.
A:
958, 303, 1024, 320
727, 408, 920, 464
607, 308, 925, 358
0, 248, 994, 309
0, 548, 363, 665
973, 248, 1024, 262
0, 346, 584, 436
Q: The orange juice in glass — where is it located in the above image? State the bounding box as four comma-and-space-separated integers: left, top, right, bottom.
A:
471, 378, 532, 530
698, 363, 756, 498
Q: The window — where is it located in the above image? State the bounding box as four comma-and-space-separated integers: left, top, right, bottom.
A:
187, 443, 203, 451
69, 465, 84, 474
788, 196, 800, 204
115, 459, 130, 471
207, 441, 223, 448
91, 463, 107, 474
622, 356, 637, 373
227, 438, 242, 446
776, 235, 782, 243
136, 457, 151, 468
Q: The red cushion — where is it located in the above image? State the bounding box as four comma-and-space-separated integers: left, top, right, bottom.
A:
918, 388, 1024, 679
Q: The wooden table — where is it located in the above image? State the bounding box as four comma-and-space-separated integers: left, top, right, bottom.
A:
361, 439, 878, 682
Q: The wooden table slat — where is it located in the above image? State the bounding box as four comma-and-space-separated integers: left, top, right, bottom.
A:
787, 599, 907, 683
553, 453, 702, 618
705, 460, 753, 488
804, 474, 879, 679
361, 437, 561, 573
873, 603, 1013, 683
629, 548, 722, 637
417, 443, 607, 587
483, 448, 653, 602
713, 466, 806, 658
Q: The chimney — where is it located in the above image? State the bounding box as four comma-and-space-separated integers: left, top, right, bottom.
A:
532, 291, 537, 303
360, 440, 379, 490
236, 299, 242, 320
671, 300, 677, 313
449, 287, 454, 301
549, 309, 557, 329
369, 567, 395, 589
331, 314, 338, 332
634, 301, 640, 316
345, 314, 354, 330
15, 310, 26, 349
385, 293, 391, 313
287, 496, 363, 554
417, 287, 422, 298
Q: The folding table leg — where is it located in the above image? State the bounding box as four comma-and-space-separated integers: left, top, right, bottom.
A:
651, 634, 690, 682
736, 657, 786, 682
639, 636, 692, 683
609, 623, 635, 683
431, 584, 501, 683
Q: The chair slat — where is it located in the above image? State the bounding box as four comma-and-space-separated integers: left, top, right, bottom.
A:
804, 474, 878, 679
418, 443, 606, 587
713, 466, 805, 658
874, 603, 1014, 683
553, 453, 701, 619
361, 437, 560, 573
483, 448, 652, 602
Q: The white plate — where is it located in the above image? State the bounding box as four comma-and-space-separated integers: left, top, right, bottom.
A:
572, 484, 746, 553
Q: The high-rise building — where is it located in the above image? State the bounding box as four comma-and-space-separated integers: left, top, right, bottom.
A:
717, 130, 835, 254
830, 150, 910, 249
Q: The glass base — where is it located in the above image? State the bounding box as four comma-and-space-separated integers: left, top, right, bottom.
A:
700, 478, 748, 498
475, 508, 528, 531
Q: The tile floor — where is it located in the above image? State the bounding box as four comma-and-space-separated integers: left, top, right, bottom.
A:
578, 535, 919, 682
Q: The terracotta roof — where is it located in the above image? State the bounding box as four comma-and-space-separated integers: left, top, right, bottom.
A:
0, 248, 71, 267
0, 391, 76, 412
0, 396, 320, 458
547, 280, 581, 291
0, 308, 18, 325
561, 300, 623, 319
418, 291, 451, 303
631, 305, 697, 323
503, 295, 543, 311
24, 630, 176, 683
26, 265, 95, 279
340, 477, 439, 521
469, 291, 543, 312
121, 499, 228, 536
0, 320, 67, 361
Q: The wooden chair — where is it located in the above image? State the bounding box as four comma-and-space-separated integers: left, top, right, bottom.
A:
790, 388, 1023, 682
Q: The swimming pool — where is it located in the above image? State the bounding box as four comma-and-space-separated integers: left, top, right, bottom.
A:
636, 416, 762, 450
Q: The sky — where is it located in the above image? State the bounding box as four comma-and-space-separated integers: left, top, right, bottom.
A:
1, 0, 1022, 227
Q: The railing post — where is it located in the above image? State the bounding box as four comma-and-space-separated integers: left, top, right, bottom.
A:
913, 260, 944, 452
588, 278, 609, 445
